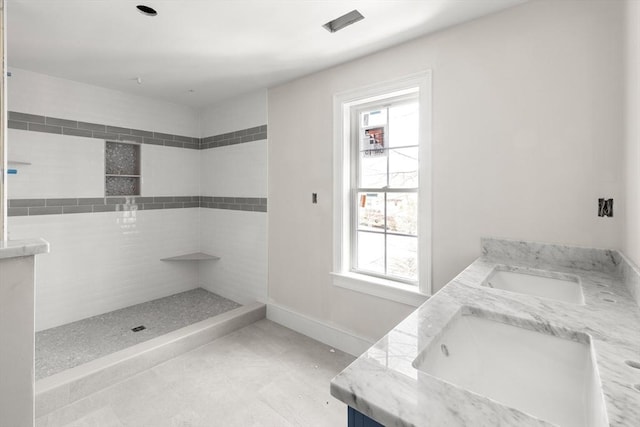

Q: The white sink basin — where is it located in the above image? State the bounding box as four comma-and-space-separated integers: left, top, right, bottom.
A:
413, 312, 608, 427
483, 268, 585, 305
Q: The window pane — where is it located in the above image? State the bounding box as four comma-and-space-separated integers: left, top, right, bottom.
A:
388, 102, 418, 148
350, 95, 421, 285
357, 192, 385, 232
386, 193, 417, 235
389, 147, 418, 188
359, 154, 387, 188
360, 126, 387, 157
361, 108, 387, 128
387, 235, 418, 281
357, 231, 385, 275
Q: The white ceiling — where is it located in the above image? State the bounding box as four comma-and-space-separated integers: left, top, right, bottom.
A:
7, 0, 526, 108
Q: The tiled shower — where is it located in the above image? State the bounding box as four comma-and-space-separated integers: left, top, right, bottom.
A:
6, 68, 268, 351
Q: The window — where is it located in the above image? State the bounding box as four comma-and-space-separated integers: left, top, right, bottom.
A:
332, 72, 431, 305
353, 97, 419, 283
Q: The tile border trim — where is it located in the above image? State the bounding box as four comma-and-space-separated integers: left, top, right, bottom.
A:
9, 111, 200, 149
8, 111, 267, 150
200, 196, 267, 212
200, 125, 267, 149
8, 196, 267, 216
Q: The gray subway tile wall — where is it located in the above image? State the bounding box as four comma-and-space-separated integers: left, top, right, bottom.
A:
7, 208, 28, 216
63, 128, 94, 138
10, 112, 46, 123
7, 196, 267, 216
78, 121, 108, 132
7, 120, 28, 130
92, 205, 118, 213
8, 198, 47, 207
46, 117, 78, 128
8, 111, 267, 151
28, 206, 63, 216
200, 125, 267, 149
8, 111, 201, 150
28, 123, 62, 134
106, 125, 132, 134
7, 112, 269, 215
199, 196, 268, 212
46, 198, 78, 207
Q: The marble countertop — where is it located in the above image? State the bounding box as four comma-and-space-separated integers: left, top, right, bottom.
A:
0, 238, 49, 259
330, 238, 640, 426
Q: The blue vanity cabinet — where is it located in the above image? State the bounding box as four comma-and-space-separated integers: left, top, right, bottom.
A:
348, 407, 385, 427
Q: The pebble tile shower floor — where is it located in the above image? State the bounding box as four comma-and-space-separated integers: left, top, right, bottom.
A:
36, 288, 241, 379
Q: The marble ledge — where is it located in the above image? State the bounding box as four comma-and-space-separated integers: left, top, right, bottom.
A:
331, 238, 640, 427
481, 237, 622, 275
0, 238, 50, 259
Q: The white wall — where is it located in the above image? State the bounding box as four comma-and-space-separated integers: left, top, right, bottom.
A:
624, 0, 640, 267
7, 70, 203, 330
8, 68, 199, 137
198, 90, 269, 305
199, 89, 267, 137
268, 0, 626, 341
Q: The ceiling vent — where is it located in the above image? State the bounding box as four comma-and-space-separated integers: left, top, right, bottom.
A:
323, 10, 364, 33
136, 5, 158, 16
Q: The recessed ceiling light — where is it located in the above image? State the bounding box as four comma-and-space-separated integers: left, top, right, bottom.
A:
323, 10, 364, 33
136, 5, 157, 17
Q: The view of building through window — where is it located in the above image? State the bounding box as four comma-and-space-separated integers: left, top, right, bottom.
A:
353, 98, 419, 283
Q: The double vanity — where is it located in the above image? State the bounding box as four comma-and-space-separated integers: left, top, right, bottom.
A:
331, 238, 640, 426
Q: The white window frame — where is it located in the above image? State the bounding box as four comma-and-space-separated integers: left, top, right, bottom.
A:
331, 71, 432, 306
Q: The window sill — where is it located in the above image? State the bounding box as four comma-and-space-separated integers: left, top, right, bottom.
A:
330, 272, 429, 307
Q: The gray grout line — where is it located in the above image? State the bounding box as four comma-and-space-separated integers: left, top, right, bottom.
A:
7, 111, 267, 151
7, 196, 268, 216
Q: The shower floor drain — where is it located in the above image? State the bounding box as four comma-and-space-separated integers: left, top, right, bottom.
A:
131, 325, 146, 332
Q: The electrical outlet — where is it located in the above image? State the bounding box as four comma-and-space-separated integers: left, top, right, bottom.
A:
598, 198, 613, 217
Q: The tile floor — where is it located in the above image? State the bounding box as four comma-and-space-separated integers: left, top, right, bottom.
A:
36, 289, 240, 379
36, 319, 356, 427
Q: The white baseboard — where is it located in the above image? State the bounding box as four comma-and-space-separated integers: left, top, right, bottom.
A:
266, 302, 374, 357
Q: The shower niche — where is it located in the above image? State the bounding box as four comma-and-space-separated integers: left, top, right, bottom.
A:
105, 141, 141, 196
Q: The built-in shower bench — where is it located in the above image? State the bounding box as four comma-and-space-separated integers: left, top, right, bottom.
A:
160, 252, 220, 261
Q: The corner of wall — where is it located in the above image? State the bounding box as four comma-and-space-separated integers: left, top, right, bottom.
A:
624, 0, 640, 267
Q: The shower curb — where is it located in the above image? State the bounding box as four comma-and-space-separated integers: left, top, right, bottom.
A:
35, 302, 266, 418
